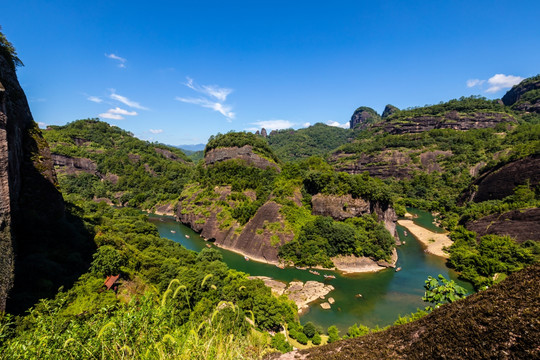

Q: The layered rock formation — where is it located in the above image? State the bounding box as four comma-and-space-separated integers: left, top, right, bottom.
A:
311, 194, 398, 241
0, 49, 65, 311
349, 107, 381, 130
466, 208, 540, 243
330, 149, 452, 179
461, 154, 540, 203
52, 154, 98, 175
204, 145, 280, 171
374, 111, 517, 135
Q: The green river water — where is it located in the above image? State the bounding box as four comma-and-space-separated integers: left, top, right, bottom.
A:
149, 209, 472, 332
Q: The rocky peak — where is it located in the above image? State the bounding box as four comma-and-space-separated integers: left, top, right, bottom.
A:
501, 74, 540, 113
381, 104, 399, 119
204, 145, 280, 171
349, 106, 381, 129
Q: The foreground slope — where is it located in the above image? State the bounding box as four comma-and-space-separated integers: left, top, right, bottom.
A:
271, 263, 540, 359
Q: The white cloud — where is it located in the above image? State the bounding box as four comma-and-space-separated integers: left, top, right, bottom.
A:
249, 120, 294, 131
110, 90, 149, 110
176, 97, 235, 121
99, 107, 138, 120
178, 77, 234, 120
87, 96, 103, 103
466, 79, 485, 88
108, 107, 138, 116
326, 120, 349, 129
149, 129, 163, 134
466, 73, 524, 93
99, 112, 124, 120
184, 77, 232, 102
106, 53, 127, 68
486, 74, 524, 93
302, 122, 311, 128
37, 122, 46, 129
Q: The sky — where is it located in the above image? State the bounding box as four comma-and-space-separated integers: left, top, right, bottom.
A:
2, 1, 539, 145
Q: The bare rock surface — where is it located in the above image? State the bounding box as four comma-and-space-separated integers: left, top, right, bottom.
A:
205, 145, 280, 171
250, 276, 334, 313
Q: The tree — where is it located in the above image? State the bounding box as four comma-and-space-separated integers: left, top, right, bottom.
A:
302, 322, 317, 338
271, 333, 292, 353
90, 245, 126, 275
327, 325, 340, 343
312, 332, 322, 345
422, 274, 468, 311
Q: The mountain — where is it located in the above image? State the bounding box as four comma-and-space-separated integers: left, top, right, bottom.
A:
176, 143, 206, 152
349, 106, 381, 129
43, 119, 193, 213
267, 123, 353, 162
502, 74, 540, 114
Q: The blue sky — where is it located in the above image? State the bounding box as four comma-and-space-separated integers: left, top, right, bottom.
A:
2, 1, 539, 145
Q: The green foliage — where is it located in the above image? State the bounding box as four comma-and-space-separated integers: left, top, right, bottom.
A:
267, 123, 352, 162
295, 332, 309, 345
393, 309, 429, 325
43, 119, 193, 210
327, 325, 340, 343
205, 131, 280, 163
90, 245, 126, 276
447, 228, 538, 289
422, 274, 468, 310
346, 323, 370, 338
311, 332, 322, 345
0, 27, 23, 69
271, 333, 293, 353
302, 322, 317, 338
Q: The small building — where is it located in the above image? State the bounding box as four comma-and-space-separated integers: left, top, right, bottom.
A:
103, 274, 120, 291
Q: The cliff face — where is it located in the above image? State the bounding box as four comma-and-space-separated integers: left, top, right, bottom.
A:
330, 149, 452, 179
466, 208, 540, 243
205, 145, 280, 171
375, 111, 516, 135
349, 107, 381, 130
0, 52, 64, 311
462, 154, 540, 203
177, 186, 293, 264
311, 194, 399, 242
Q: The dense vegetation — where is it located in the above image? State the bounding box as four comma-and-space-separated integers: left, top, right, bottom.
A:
384, 95, 513, 122
0, 27, 23, 69
205, 131, 280, 163
44, 119, 193, 210
0, 198, 299, 358
267, 123, 352, 162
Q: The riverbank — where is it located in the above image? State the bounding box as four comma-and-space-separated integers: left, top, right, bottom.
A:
331, 249, 398, 274
397, 220, 452, 258
249, 276, 334, 314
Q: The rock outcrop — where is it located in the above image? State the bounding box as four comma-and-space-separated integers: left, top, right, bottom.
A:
154, 147, 186, 162
177, 187, 292, 264
204, 145, 280, 171
349, 107, 381, 130
381, 104, 399, 119
466, 208, 540, 243
461, 154, 540, 203
502, 75, 540, 113
269, 264, 540, 360
330, 149, 452, 179
374, 111, 517, 135
311, 194, 399, 241
0, 49, 65, 311
52, 154, 98, 175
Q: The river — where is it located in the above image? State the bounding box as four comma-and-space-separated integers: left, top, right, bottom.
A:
149, 209, 472, 332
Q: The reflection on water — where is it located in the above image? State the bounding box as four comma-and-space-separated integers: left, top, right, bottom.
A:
149, 210, 472, 332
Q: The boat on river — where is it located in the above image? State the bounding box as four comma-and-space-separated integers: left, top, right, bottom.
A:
309, 270, 320, 275
403, 230, 408, 236
170, 230, 176, 233
324, 274, 336, 279
185, 235, 190, 238
244, 256, 249, 261
206, 244, 212, 248
395, 267, 402, 272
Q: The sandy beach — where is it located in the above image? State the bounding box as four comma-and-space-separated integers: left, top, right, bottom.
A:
398, 220, 452, 258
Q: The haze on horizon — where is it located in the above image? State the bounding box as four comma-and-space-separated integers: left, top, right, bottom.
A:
2, 0, 539, 145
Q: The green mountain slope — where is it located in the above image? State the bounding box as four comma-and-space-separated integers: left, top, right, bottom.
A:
43, 119, 193, 210
267, 123, 353, 162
